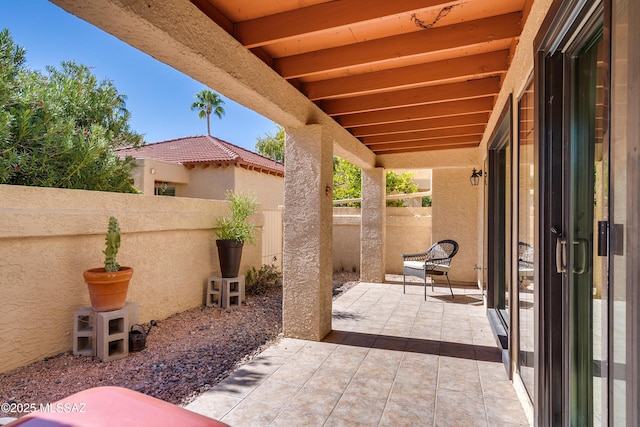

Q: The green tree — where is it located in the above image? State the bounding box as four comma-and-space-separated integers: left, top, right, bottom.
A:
385, 169, 419, 207
0, 29, 143, 192
333, 156, 361, 206
332, 156, 419, 207
190, 89, 225, 136
255, 125, 284, 163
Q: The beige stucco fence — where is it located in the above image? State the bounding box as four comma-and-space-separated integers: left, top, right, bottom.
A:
261, 206, 437, 276
0, 185, 263, 374
1, 186, 470, 374
333, 205, 477, 284
333, 207, 434, 275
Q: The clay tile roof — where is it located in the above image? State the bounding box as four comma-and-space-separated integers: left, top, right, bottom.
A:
116, 135, 284, 177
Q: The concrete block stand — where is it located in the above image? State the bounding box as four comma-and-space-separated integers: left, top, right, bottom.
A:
72, 302, 138, 362
206, 276, 245, 309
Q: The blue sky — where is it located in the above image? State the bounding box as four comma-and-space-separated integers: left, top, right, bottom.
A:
0, 0, 278, 150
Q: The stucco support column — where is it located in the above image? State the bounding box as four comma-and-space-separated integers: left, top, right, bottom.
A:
360, 167, 386, 282
283, 125, 333, 340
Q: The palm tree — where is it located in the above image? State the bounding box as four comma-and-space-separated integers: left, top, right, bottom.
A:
190, 89, 225, 135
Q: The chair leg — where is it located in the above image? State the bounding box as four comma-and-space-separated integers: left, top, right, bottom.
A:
445, 272, 454, 298
424, 275, 427, 300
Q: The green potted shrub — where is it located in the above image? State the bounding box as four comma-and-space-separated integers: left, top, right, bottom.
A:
215, 191, 258, 278
83, 216, 133, 311
245, 263, 282, 296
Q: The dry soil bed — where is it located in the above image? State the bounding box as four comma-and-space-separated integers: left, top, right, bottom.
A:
0, 272, 359, 418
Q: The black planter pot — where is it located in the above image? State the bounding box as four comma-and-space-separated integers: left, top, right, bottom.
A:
216, 239, 244, 278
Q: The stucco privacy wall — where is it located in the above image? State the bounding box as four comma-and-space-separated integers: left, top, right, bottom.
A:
333, 207, 435, 278
0, 185, 262, 374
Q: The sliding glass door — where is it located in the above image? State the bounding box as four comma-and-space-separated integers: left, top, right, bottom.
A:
565, 28, 608, 426
537, 1, 613, 425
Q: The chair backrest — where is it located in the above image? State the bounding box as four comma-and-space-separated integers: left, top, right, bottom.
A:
426, 239, 459, 265
518, 241, 534, 268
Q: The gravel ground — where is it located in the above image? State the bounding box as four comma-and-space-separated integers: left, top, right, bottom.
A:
332, 271, 359, 299
0, 272, 359, 419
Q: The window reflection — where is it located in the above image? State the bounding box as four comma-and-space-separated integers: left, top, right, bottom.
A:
518, 80, 535, 399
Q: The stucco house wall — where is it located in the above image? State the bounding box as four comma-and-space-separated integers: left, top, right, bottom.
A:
234, 168, 284, 210
122, 136, 284, 209
172, 166, 283, 209
176, 165, 235, 200
431, 168, 479, 283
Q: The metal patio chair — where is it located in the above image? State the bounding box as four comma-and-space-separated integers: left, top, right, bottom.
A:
518, 241, 534, 287
402, 239, 459, 299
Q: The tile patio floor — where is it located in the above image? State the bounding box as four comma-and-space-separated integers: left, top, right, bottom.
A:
185, 279, 530, 426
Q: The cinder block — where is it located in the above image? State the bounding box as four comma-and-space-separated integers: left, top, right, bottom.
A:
224, 277, 242, 309
206, 276, 245, 309
95, 303, 138, 362
73, 307, 95, 356
72, 302, 139, 361
206, 277, 223, 308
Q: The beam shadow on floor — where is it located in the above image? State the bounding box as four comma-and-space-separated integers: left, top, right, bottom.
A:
324, 330, 502, 362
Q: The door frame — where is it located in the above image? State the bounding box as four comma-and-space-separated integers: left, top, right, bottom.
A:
486, 97, 513, 374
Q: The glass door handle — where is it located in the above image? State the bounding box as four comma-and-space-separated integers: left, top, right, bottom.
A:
572, 238, 589, 274
556, 235, 567, 273
597, 221, 608, 256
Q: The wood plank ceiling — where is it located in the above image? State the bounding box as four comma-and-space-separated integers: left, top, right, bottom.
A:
190, 0, 529, 155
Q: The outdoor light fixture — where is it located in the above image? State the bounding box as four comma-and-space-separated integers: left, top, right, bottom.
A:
470, 168, 483, 186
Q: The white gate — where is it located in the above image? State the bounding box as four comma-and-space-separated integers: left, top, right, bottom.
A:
262, 208, 283, 269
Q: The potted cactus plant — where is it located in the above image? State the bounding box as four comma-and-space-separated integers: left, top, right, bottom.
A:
215, 191, 258, 277
83, 216, 133, 312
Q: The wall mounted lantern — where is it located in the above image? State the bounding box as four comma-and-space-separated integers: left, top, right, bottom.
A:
470, 168, 483, 186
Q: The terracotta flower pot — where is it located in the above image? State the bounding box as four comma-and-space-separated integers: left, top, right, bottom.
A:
83, 267, 133, 312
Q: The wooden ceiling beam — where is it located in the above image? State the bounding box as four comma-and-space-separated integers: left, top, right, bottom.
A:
367, 135, 482, 152
339, 97, 495, 128
361, 125, 485, 144
369, 137, 480, 152
305, 50, 510, 100
350, 112, 490, 136
234, 0, 461, 48
372, 141, 479, 154
189, 0, 233, 34
275, 13, 521, 79
322, 77, 500, 116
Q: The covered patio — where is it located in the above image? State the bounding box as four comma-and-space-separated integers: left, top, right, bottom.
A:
48, 0, 542, 339
45, 0, 547, 424
186, 280, 529, 426
5, 0, 635, 424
